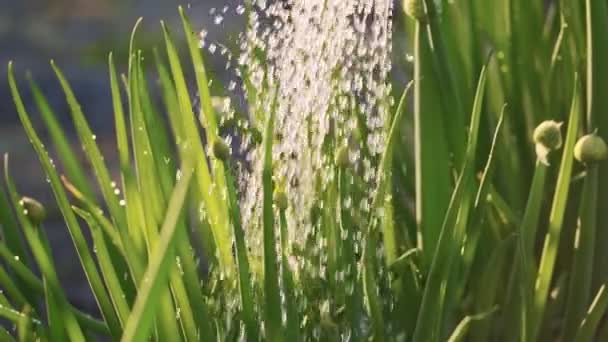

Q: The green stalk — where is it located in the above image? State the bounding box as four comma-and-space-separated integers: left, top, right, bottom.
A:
279, 209, 300, 342
121, 162, 194, 342
3, 158, 85, 341
73, 207, 130, 327
531, 77, 581, 340
446, 307, 497, 342
413, 59, 489, 342
381, 81, 414, 267
512, 159, 547, 342
413, 22, 452, 268
261, 90, 282, 342
225, 163, 259, 341
562, 166, 598, 341
0, 265, 28, 308
422, 0, 466, 166
0, 184, 32, 294
0, 327, 15, 342
585, 0, 608, 292
0, 243, 108, 333
574, 284, 608, 342
339, 168, 363, 341
521, 161, 548, 256
362, 231, 385, 341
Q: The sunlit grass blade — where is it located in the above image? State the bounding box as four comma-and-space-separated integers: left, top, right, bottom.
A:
121, 162, 193, 342
128, 50, 165, 243
108, 51, 130, 175
178, 6, 219, 140
153, 49, 186, 143
73, 206, 131, 327
532, 76, 581, 340
153, 50, 219, 265
166, 262, 199, 341
9, 61, 123, 340
178, 8, 234, 283
62, 177, 124, 251
50, 61, 128, 232
26, 74, 94, 199
127, 43, 188, 341
109, 47, 148, 259
161, 20, 234, 276
135, 58, 175, 201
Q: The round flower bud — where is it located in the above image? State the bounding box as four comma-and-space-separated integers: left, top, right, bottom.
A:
574, 133, 608, 164
403, 0, 426, 21
533, 120, 563, 165
20, 196, 46, 225
274, 189, 288, 211
335, 146, 350, 169
212, 139, 230, 161
533, 120, 563, 150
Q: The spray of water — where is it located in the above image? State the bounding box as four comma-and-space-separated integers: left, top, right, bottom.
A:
219, 0, 396, 251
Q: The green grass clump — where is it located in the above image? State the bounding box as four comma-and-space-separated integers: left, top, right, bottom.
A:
1, 2, 608, 341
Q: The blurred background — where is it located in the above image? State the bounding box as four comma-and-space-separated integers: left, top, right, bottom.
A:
0, 0, 244, 313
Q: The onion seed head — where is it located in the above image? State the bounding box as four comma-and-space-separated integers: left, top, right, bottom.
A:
20, 196, 46, 225
212, 139, 231, 161
335, 146, 350, 169
533, 120, 563, 165
274, 189, 288, 211
403, 0, 426, 21
574, 133, 608, 164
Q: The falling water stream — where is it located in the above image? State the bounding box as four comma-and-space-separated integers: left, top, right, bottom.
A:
214, 0, 396, 250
